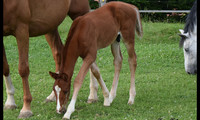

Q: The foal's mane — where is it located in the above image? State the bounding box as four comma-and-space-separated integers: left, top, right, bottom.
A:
60, 17, 82, 72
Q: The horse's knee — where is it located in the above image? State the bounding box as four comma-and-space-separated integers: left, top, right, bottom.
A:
18, 63, 29, 78
90, 63, 101, 80
90, 67, 100, 79
114, 55, 123, 70
3, 49, 10, 76
128, 57, 137, 70
3, 64, 10, 77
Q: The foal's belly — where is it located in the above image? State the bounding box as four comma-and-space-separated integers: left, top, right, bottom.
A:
97, 32, 119, 50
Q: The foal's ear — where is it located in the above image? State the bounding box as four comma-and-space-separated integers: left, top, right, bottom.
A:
49, 71, 59, 80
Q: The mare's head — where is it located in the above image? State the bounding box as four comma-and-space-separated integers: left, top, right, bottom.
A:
49, 71, 71, 114
179, 29, 197, 74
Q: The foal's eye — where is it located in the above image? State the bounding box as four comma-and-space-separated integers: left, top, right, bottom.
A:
185, 48, 189, 52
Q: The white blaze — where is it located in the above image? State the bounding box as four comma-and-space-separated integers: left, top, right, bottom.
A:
55, 85, 61, 113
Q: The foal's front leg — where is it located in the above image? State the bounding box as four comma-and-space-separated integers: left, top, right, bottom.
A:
90, 62, 110, 106
63, 56, 95, 120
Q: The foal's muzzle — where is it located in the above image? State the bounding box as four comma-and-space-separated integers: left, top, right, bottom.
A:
57, 107, 66, 114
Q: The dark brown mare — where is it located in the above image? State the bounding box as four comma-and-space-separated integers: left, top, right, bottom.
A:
49, 2, 143, 119
3, 0, 90, 118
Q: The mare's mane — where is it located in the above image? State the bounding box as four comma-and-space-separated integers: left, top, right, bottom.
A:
184, 0, 197, 34
179, 0, 196, 47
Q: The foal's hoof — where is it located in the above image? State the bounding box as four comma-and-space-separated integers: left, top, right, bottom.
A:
18, 110, 33, 119
44, 98, 56, 103
62, 118, 70, 120
103, 97, 110, 107
128, 100, 134, 105
4, 104, 17, 110
87, 99, 98, 104
103, 102, 110, 107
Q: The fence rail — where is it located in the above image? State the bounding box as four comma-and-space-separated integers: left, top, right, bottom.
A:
138, 10, 190, 13
90, 9, 190, 13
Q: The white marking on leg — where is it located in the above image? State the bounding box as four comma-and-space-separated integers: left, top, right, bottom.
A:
91, 63, 110, 106
4, 75, 17, 109
55, 85, 61, 114
109, 41, 122, 104
127, 58, 136, 105
63, 99, 76, 119
46, 91, 56, 102
128, 85, 136, 105
88, 69, 98, 103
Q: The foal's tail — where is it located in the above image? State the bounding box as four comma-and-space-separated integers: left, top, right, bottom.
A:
135, 7, 143, 38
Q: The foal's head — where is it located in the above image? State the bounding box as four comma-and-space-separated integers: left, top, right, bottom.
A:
49, 71, 71, 114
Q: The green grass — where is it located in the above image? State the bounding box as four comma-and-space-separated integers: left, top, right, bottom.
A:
3, 17, 197, 120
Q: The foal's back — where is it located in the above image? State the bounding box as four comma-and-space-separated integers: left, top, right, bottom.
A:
68, 2, 140, 50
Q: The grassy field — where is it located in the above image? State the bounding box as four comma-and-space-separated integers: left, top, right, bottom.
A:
3, 17, 197, 120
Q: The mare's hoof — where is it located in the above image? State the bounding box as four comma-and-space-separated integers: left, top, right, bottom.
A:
4, 104, 17, 110
18, 110, 33, 119
87, 99, 98, 104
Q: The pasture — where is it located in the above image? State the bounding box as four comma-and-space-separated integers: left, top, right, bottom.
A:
3, 17, 196, 120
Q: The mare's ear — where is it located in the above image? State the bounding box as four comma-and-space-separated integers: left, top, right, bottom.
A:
178, 29, 189, 39
62, 73, 68, 82
178, 29, 189, 48
49, 71, 59, 80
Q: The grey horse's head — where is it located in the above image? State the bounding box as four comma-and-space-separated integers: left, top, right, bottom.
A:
179, 29, 197, 74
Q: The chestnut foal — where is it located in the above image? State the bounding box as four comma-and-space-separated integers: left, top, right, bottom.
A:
3, 0, 90, 118
49, 1, 143, 119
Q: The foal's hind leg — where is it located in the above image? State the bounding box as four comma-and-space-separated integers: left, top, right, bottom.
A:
109, 40, 123, 104
44, 29, 63, 103
121, 26, 137, 104
124, 40, 137, 105
87, 69, 99, 103
3, 44, 17, 110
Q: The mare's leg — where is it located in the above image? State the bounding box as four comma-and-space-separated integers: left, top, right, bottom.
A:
109, 40, 123, 104
121, 28, 137, 105
90, 62, 110, 106
87, 69, 99, 103
63, 55, 95, 120
16, 23, 33, 118
3, 44, 17, 110
45, 29, 63, 103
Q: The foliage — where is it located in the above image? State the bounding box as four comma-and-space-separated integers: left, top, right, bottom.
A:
89, 0, 195, 22
3, 17, 196, 120
89, 0, 195, 10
